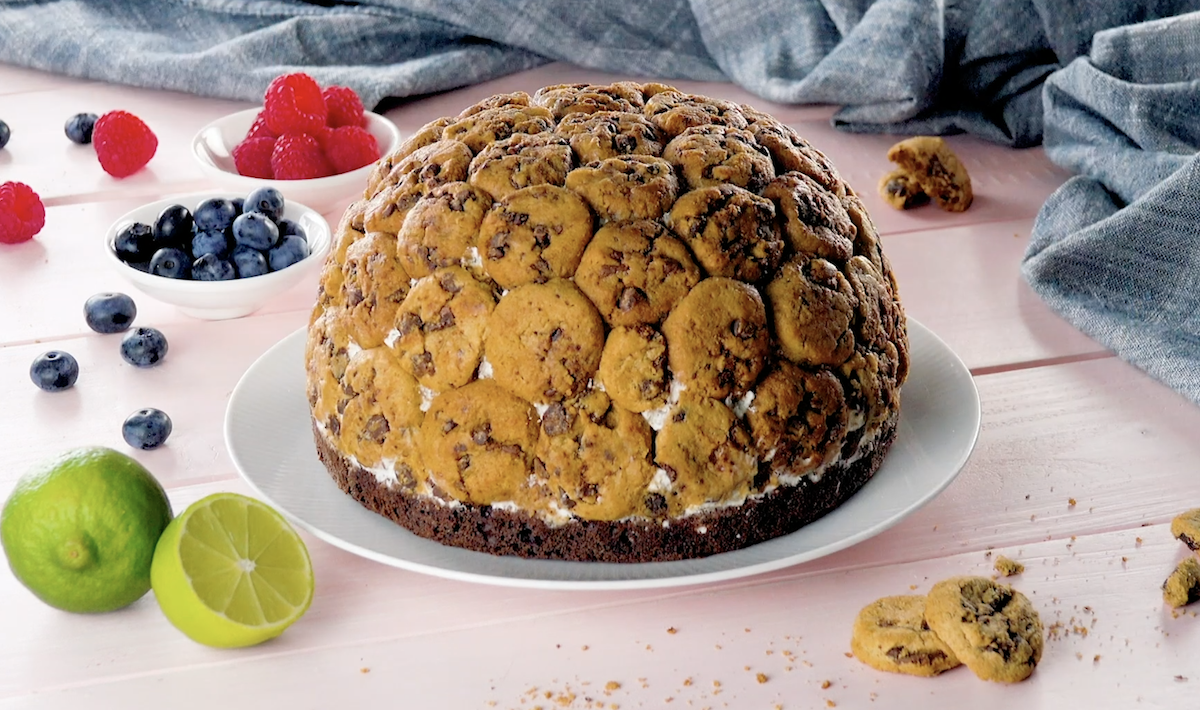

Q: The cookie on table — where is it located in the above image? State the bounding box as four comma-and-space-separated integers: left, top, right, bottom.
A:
885, 136, 973, 212
850, 595, 962, 677
1163, 557, 1200, 608
876, 168, 929, 210
1170, 508, 1200, 551
924, 576, 1043, 683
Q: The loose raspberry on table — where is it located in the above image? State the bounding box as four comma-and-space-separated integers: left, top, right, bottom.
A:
322, 86, 367, 128
324, 125, 380, 174
233, 136, 276, 179
0, 181, 46, 244
263, 73, 327, 136
92, 110, 158, 178
271, 133, 333, 180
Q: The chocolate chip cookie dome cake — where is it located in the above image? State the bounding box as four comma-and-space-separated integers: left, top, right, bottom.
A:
305, 82, 908, 563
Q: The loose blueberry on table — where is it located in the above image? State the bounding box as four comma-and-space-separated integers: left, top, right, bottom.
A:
122, 408, 173, 450
64, 112, 98, 145
120, 327, 168, 368
29, 351, 80, 392
114, 187, 309, 280
83, 292, 137, 334
0, 119, 10, 150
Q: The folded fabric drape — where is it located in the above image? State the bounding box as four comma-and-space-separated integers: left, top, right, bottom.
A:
1, 0, 1198, 403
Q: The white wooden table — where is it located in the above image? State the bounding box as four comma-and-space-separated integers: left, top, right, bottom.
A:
2, 61, 1197, 709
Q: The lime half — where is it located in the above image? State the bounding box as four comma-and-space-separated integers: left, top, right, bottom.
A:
151, 492, 313, 648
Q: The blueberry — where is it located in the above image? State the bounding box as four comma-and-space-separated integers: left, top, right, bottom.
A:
191, 253, 236, 281
153, 204, 193, 249
268, 234, 310, 272
149, 247, 191, 279
121, 326, 168, 367
0, 120, 9, 150
191, 229, 232, 260
193, 197, 238, 234
122, 408, 173, 450
114, 221, 155, 263
29, 351, 79, 392
64, 112, 98, 145
84, 292, 137, 334
244, 187, 284, 222
277, 218, 307, 242
232, 211, 279, 251
231, 245, 269, 278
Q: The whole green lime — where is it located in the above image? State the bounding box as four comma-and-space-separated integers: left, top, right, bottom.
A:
1, 446, 173, 613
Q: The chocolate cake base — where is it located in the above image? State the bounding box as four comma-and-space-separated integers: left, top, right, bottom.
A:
313, 419, 898, 563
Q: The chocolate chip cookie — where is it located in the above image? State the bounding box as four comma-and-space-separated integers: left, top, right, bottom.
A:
886, 136, 974, 212
574, 219, 700, 327
485, 279, 605, 404
850, 595, 962, 677
366, 117, 454, 198
766, 257, 857, 367
661, 277, 769, 399
667, 184, 782, 283
365, 140, 474, 233
749, 119, 846, 197
745, 361, 848, 478
654, 395, 757, 516
396, 181, 493, 279
924, 576, 1044, 683
565, 155, 679, 222
555, 110, 664, 164
340, 230, 413, 349
339, 346, 425, 472
441, 105, 556, 153
597, 324, 668, 413
419, 379, 540, 505
536, 390, 657, 521
532, 82, 643, 120
456, 91, 532, 118
476, 184, 595, 289
662, 124, 775, 193
390, 266, 497, 392
643, 90, 749, 139
762, 172, 855, 262
467, 132, 575, 201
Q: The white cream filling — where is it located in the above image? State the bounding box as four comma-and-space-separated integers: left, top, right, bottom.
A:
419, 385, 437, 412
641, 378, 686, 431
476, 355, 494, 379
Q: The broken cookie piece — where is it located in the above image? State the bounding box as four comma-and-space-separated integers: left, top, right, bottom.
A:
1163, 557, 1200, 608
886, 136, 973, 212
1171, 508, 1200, 551
876, 169, 929, 210
850, 595, 962, 677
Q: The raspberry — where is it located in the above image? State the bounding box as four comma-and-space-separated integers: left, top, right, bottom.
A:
0, 181, 46, 244
322, 86, 367, 128
323, 125, 380, 174
244, 111, 276, 141
271, 133, 333, 180
233, 136, 276, 179
92, 110, 158, 178
263, 73, 327, 136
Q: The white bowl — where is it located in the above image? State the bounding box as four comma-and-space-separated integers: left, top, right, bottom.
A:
104, 191, 331, 320
191, 108, 401, 213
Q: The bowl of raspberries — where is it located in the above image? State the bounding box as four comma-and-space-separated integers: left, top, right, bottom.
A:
191, 73, 400, 213
104, 187, 331, 320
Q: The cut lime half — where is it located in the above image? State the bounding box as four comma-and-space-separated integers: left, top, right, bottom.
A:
151, 492, 313, 648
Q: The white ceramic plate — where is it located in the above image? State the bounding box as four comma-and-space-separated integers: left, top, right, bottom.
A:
191, 108, 401, 214
226, 319, 980, 590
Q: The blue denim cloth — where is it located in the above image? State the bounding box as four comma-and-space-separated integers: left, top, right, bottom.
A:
1, 0, 1198, 402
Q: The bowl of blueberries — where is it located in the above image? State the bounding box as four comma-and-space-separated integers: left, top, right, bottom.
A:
104, 187, 330, 320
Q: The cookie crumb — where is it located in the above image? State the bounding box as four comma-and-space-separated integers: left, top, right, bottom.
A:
605, 682, 621, 692
667, 627, 678, 635
1176, 675, 1188, 682
360, 667, 370, 674
1093, 655, 1101, 663
826, 701, 837, 708
756, 673, 768, 684
1068, 498, 1077, 508
821, 680, 832, 689
993, 555, 1025, 577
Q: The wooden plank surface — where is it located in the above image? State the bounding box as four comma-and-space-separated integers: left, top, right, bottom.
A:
1, 59, 1195, 710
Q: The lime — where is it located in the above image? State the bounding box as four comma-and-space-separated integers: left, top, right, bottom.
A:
0, 446, 173, 613
150, 492, 314, 648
